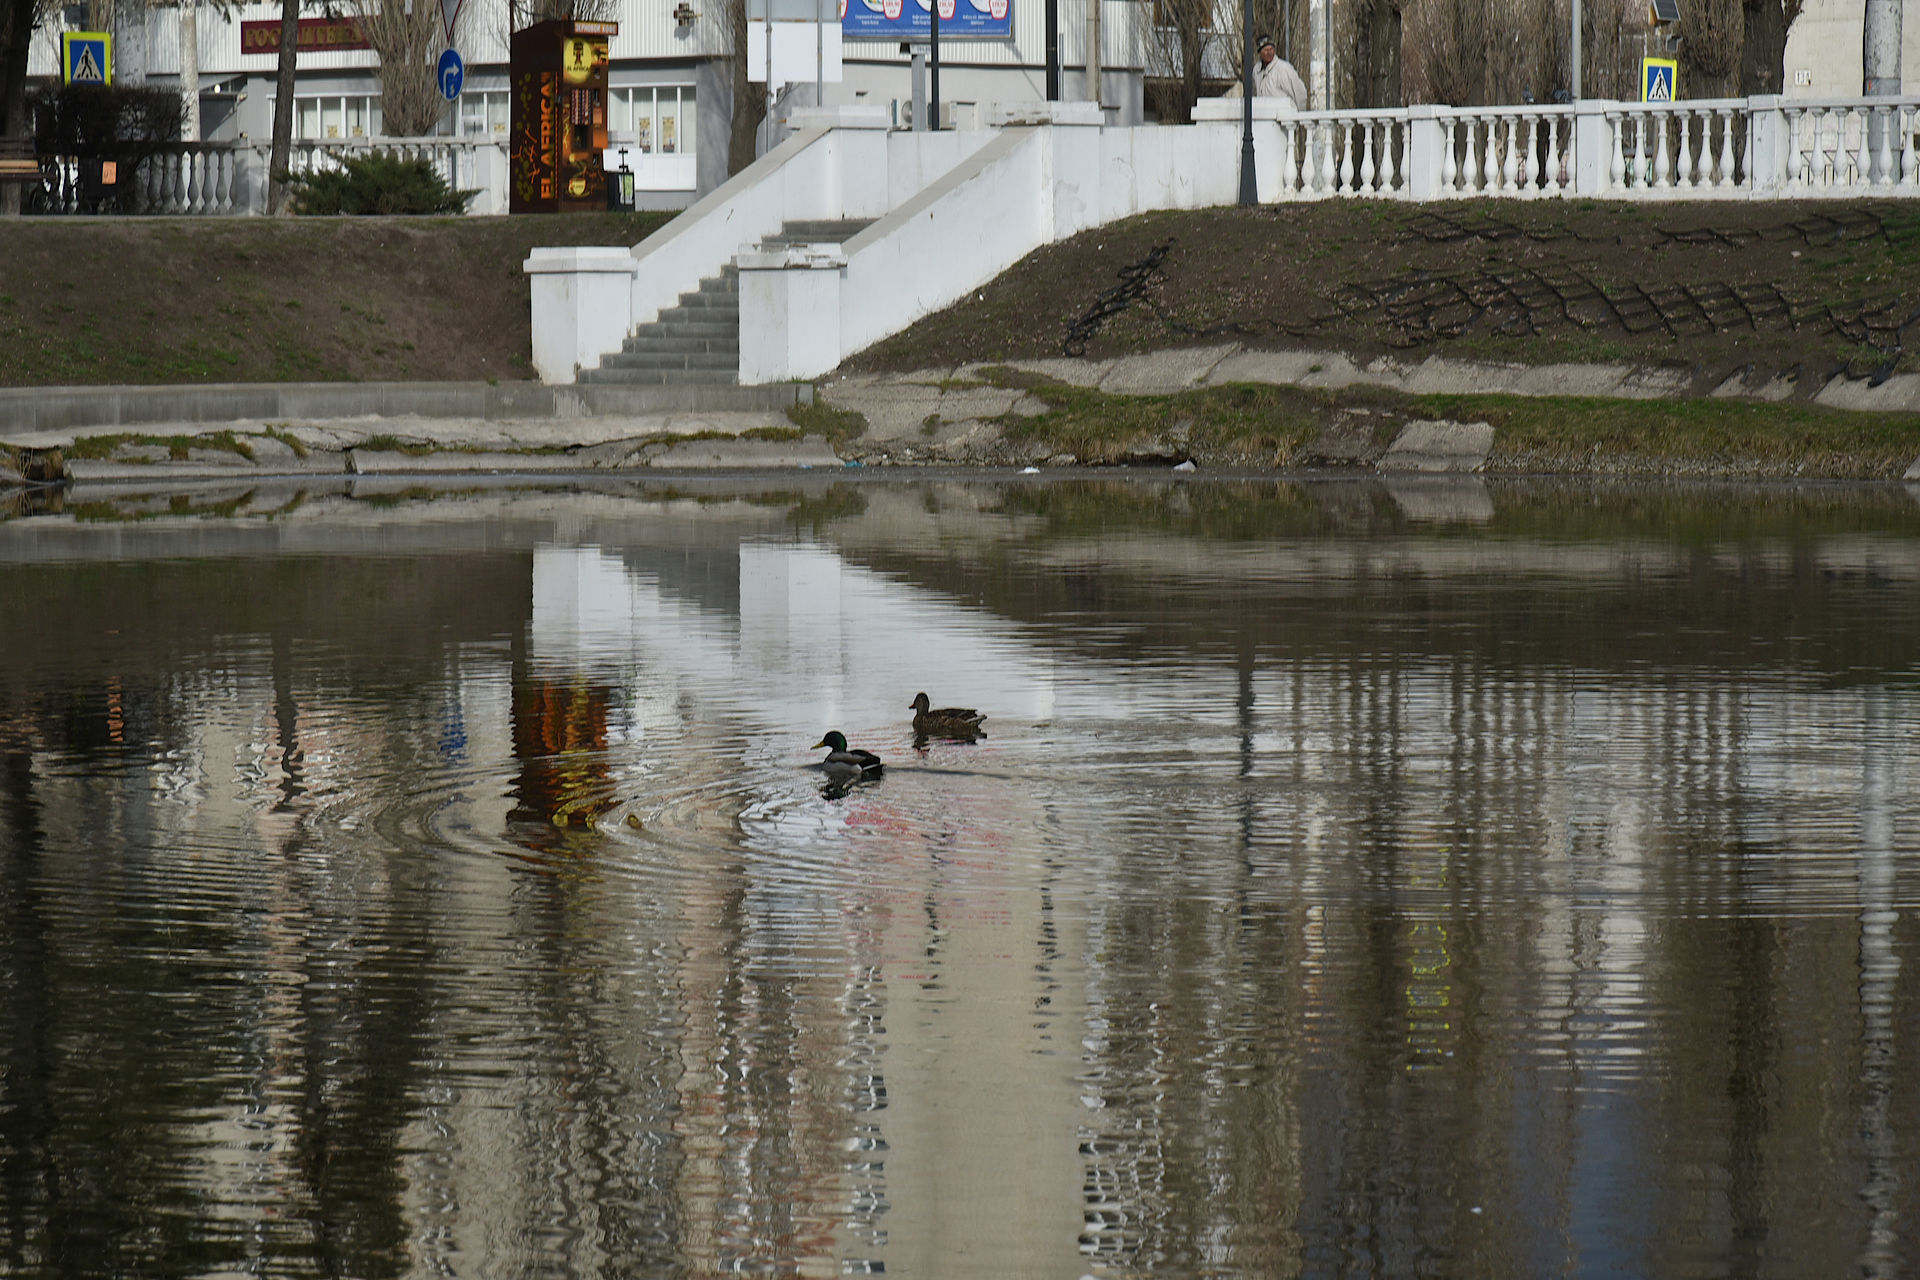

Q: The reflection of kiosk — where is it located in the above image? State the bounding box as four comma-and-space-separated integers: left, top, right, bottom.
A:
509, 19, 616, 213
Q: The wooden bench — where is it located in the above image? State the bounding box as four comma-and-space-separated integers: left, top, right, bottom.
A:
0, 136, 39, 182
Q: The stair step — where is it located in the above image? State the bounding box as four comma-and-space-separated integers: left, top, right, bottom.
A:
625, 332, 738, 353
600, 350, 739, 372
581, 366, 741, 386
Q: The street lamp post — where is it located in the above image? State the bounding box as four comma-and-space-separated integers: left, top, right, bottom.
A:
1237, 0, 1255, 205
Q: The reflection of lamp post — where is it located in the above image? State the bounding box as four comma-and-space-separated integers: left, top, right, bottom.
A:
1237, 0, 1254, 205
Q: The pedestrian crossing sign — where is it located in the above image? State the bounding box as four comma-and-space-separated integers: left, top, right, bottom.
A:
1641, 57, 1676, 102
62, 32, 112, 85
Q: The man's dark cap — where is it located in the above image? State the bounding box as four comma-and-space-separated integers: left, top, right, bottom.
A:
1256, 33, 1274, 48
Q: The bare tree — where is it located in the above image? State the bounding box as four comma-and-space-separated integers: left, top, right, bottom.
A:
1404, 0, 1488, 103
1677, 0, 1741, 96
1142, 0, 1221, 122
494, 0, 616, 47
267, 0, 298, 212
352, 0, 448, 136
1739, 0, 1800, 95
1, 0, 54, 136
1350, 0, 1402, 107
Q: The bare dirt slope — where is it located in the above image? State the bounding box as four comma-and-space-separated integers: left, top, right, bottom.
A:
0, 212, 671, 387
4, 200, 1917, 395
847, 199, 1920, 395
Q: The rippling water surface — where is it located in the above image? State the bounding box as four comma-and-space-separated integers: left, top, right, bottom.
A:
3, 474, 1920, 1278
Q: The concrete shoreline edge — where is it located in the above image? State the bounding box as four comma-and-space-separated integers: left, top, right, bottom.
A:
7, 344, 1920, 485
0, 380, 813, 436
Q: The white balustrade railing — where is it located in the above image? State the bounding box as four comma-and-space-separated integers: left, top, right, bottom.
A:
1435, 106, 1574, 196
1258, 94, 1919, 201
1781, 99, 1920, 191
25, 136, 510, 216
26, 94, 1920, 218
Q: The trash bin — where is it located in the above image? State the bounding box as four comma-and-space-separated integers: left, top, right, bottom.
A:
606, 148, 634, 212
80, 155, 122, 213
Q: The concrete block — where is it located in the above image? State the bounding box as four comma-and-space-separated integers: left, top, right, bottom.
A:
1378, 419, 1494, 472
524, 246, 639, 385
739, 248, 846, 385
1206, 349, 1330, 387
1004, 357, 1111, 387
1815, 372, 1920, 413
1098, 344, 1237, 394
640, 434, 844, 468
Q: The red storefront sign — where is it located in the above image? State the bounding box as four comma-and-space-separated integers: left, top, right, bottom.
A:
240, 17, 371, 55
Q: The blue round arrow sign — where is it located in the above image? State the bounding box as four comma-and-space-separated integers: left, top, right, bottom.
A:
438, 48, 464, 101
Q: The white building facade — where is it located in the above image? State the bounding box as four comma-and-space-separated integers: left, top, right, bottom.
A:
24, 0, 1145, 207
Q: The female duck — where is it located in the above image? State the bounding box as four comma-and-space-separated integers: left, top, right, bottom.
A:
909, 692, 986, 739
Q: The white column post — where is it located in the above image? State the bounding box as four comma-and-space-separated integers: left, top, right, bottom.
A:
1572, 98, 1612, 195
1745, 95, 1790, 198
738, 246, 846, 385
523, 247, 640, 385
1404, 104, 1446, 200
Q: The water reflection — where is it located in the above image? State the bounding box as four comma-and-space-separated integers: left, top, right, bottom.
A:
1, 476, 1918, 1278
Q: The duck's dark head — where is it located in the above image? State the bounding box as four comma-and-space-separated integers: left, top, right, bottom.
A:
908, 693, 931, 713
813, 730, 849, 752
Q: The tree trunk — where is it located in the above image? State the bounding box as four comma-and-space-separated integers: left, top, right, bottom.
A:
267, 0, 299, 212
1, 0, 35, 136
1738, 0, 1796, 96
0, 0, 31, 213
1353, 0, 1399, 108
725, 0, 763, 175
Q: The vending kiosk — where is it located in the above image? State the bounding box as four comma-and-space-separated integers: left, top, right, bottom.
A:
509, 19, 616, 213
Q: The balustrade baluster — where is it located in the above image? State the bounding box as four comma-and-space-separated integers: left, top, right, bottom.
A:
1903, 107, 1919, 187
1339, 122, 1356, 194
1673, 112, 1692, 190
1500, 117, 1518, 191
1874, 104, 1896, 187
1609, 114, 1626, 189
1441, 118, 1458, 191
1479, 117, 1496, 192
1359, 122, 1376, 194
1519, 116, 1536, 192
1717, 110, 1736, 187
1651, 114, 1669, 188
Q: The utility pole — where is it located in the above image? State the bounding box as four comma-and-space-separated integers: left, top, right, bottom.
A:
1864, 0, 1901, 96
1864, 0, 1901, 181
1570, 0, 1581, 100
1238, 0, 1253, 205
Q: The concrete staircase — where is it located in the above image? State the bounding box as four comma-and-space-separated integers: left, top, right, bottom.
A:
580, 219, 870, 388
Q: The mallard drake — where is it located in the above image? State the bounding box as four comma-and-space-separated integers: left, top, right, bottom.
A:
909, 692, 986, 739
812, 730, 884, 783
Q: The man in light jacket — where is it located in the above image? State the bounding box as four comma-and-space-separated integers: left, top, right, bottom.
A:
1253, 34, 1308, 110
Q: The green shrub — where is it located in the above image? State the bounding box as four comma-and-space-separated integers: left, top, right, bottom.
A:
286, 150, 478, 215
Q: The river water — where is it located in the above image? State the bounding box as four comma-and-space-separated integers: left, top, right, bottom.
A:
2, 473, 1918, 1279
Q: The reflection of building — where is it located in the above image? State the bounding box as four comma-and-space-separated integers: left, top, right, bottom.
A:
7, 486, 1920, 1277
